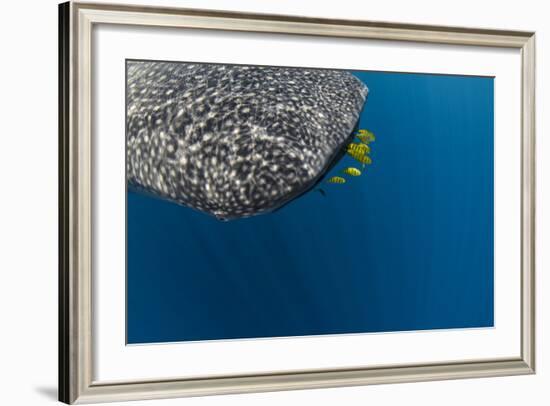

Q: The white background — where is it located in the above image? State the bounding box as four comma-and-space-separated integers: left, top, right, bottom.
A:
0, 0, 547, 405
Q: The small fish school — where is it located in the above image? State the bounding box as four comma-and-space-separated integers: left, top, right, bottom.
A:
326, 128, 375, 186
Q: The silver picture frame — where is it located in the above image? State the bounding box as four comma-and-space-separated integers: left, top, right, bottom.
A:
59, 1, 536, 403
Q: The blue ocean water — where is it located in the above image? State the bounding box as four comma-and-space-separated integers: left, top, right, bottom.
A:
127, 70, 494, 344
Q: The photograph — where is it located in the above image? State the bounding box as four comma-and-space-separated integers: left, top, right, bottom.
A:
52, 1, 538, 404
126, 60, 495, 344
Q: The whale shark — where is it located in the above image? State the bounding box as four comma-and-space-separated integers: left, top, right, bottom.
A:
126, 61, 368, 220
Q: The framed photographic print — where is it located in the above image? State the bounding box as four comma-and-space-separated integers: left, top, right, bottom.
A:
59, 1, 536, 404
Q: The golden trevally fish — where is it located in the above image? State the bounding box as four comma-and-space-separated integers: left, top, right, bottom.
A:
342, 167, 361, 176
356, 129, 375, 144
327, 176, 346, 184
348, 150, 372, 166
347, 142, 370, 155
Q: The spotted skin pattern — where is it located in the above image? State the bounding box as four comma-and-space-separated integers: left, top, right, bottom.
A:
126, 61, 368, 220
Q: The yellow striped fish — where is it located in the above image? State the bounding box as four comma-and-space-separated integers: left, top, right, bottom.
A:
347, 142, 370, 155
342, 167, 361, 176
348, 151, 372, 166
327, 176, 346, 184
356, 130, 375, 144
